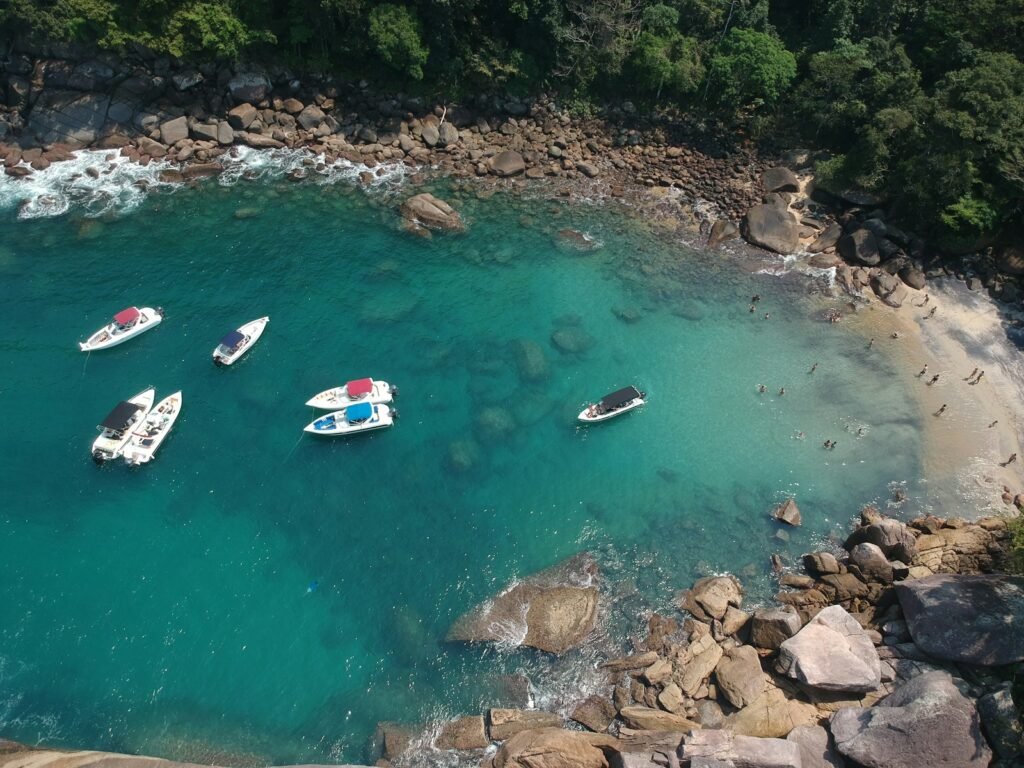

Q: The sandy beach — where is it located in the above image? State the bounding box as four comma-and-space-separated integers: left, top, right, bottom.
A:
844, 278, 1024, 515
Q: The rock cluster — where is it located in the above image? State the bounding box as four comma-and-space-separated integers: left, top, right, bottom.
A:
377, 510, 1021, 768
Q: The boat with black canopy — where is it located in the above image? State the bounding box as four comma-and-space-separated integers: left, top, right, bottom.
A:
578, 385, 647, 423
91, 387, 155, 463
303, 401, 396, 436
213, 316, 268, 366
79, 306, 163, 351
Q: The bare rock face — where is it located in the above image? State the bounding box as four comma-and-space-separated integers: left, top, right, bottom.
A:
493, 728, 620, 768
762, 166, 800, 193
682, 729, 803, 768
488, 709, 562, 741
435, 715, 489, 750
776, 605, 881, 693
725, 685, 820, 739
750, 606, 803, 651
447, 553, 598, 654
830, 671, 991, 768
227, 72, 271, 103
895, 574, 1024, 665
618, 706, 701, 732
571, 695, 616, 732
786, 724, 846, 768
399, 193, 465, 233
27, 90, 110, 146
838, 228, 881, 266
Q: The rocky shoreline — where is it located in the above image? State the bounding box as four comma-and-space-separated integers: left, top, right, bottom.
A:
3, 509, 1021, 767
6, 41, 1024, 312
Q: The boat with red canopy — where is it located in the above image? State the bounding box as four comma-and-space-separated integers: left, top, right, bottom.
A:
305, 377, 397, 409
79, 306, 163, 351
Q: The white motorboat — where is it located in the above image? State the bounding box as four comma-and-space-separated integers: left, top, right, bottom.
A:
213, 316, 269, 366
305, 378, 397, 409
91, 387, 155, 463
123, 391, 182, 466
80, 307, 163, 351
303, 402, 396, 436
578, 385, 647, 423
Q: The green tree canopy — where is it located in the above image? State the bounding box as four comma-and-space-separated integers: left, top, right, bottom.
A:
707, 28, 797, 111
368, 4, 429, 79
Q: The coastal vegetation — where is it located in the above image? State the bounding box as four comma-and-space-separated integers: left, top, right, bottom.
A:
3, 0, 1023, 244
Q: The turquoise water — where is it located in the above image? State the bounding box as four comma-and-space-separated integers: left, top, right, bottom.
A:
0, 155, 924, 764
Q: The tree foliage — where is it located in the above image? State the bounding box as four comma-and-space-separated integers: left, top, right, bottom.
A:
3, 0, 1024, 242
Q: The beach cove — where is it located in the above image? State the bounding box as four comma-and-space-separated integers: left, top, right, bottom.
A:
1, 149, 1022, 766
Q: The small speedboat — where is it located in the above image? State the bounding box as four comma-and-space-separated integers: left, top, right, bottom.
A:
305, 378, 397, 409
80, 307, 163, 351
92, 387, 155, 463
123, 391, 182, 466
213, 316, 269, 366
578, 385, 646, 423
303, 402, 396, 436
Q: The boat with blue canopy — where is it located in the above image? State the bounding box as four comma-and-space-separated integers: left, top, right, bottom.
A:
213, 316, 269, 366
303, 401, 396, 436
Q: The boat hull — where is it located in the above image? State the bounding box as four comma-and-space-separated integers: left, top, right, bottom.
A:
92, 388, 156, 462
303, 404, 394, 436
305, 380, 395, 409
124, 392, 182, 466
80, 308, 162, 351
578, 397, 646, 423
213, 317, 269, 366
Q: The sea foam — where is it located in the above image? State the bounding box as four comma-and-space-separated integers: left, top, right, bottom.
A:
0, 147, 408, 220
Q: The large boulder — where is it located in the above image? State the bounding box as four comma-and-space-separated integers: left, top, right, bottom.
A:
489, 709, 562, 741
776, 605, 880, 692
400, 193, 465, 233
489, 150, 526, 177
830, 671, 991, 768
447, 554, 598, 654
845, 517, 917, 563
848, 542, 893, 584
895, 574, 1024, 665
976, 683, 1023, 761
682, 576, 743, 621
871, 271, 908, 308
762, 167, 800, 193
438, 122, 460, 146
742, 204, 800, 254
159, 115, 188, 145
297, 105, 325, 131
27, 90, 110, 146
571, 696, 616, 732
493, 727, 620, 768
709, 220, 740, 247
838, 229, 881, 266
227, 103, 258, 130
715, 645, 766, 709
682, 729, 802, 768
750, 607, 802, 650
725, 685, 820, 738
227, 72, 271, 103
774, 499, 801, 526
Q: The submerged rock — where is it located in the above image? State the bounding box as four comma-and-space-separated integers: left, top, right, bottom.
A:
399, 192, 465, 233
550, 327, 595, 355
513, 339, 550, 382
447, 553, 599, 654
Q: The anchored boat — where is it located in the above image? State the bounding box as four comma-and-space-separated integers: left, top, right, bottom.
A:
124, 391, 182, 466
213, 316, 269, 366
305, 378, 397, 409
92, 388, 155, 463
578, 385, 646, 423
303, 402, 396, 436
79, 306, 163, 351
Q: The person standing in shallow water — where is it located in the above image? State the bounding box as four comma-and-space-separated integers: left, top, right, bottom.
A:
964, 367, 978, 381
1001, 453, 1018, 467
935, 404, 947, 416
918, 364, 928, 377
927, 374, 940, 385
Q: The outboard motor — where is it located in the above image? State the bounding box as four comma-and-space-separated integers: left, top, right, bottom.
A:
92, 450, 106, 465
213, 356, 224, 367
391, 408, 400, 420
391, 385, 399, 398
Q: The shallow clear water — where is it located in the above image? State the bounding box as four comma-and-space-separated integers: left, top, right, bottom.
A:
0, 154, 924, 764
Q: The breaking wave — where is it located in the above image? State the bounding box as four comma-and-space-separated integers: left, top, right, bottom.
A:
0, 146, 409, 221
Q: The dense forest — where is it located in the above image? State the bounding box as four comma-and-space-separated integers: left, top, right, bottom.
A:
3, 0, 1023, 243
